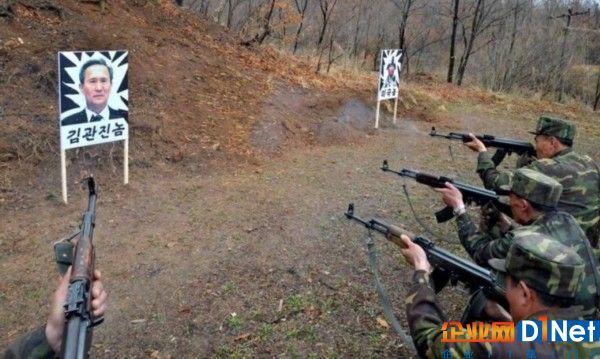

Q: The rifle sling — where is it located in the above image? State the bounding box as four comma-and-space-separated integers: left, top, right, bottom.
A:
364, 232, 417, 354
402, 184, 440, 239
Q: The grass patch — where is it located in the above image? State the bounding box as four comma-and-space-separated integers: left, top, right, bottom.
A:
226, 312, 243, 330
258, 323, 273, 339
285, 294, 304, 312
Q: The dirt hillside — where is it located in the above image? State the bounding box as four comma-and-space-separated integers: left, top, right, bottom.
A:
1, 1, 599, 358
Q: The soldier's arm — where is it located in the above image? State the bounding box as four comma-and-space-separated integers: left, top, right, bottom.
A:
3, 326, 55, 359
456, 213, 514, 266
476, 152, 515, 191
405, 270, 493, 358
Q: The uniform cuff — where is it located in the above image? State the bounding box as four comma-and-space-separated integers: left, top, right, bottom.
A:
411, 270, 431, 285
477, 151, 496, 172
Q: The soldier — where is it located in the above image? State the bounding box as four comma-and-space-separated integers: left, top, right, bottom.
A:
435, 168, 599, 319
4, 268, 107, 358
465, 116, 600, 247
398, 231, 600, 358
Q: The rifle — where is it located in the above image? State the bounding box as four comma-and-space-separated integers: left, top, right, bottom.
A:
344, 203, 504, 299
61, 177, 100, 359
381, 160, 511, 223
429, 126, 535, 166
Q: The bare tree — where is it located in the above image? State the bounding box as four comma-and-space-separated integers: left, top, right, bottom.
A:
447, 0, 459, 83
499, 0, 522, 91
292, 0, 309, 54
352, 0, 364, 58
326, 33, 344, 72
389, 0, 414, 51
455, 0, 510, 86
241, 0, 276, 46
316, 0, 339, 46
177, 0, 599, 110
555, 8, 590, 101
594, 71, 600, 111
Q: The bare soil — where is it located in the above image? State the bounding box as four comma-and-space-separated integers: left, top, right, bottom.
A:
1, 1, 599, 358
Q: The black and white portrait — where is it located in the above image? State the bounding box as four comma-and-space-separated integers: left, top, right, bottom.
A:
58, 51, 129, 150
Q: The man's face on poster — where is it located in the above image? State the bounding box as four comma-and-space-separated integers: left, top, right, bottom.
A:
387, 64, 395, 78
81, 64, 112, 114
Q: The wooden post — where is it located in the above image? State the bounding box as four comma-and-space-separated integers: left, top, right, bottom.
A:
375, 100, 381, 128
393, 96, 399, 124
61, 149, 68, 203
124, 138, 129, 184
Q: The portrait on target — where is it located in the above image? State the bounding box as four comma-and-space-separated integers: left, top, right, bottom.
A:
58, 50, 129, 150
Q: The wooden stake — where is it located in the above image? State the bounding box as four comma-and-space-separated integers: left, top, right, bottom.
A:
124, 138, 129, 184
61, 149, 67, 203
393, 96, 398, 124
375, 100, 381, 129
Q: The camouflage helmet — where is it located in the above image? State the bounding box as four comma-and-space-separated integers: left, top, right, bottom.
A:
529, 116, 576, 143
489, 232, 584, 299
501, 168, 563, 208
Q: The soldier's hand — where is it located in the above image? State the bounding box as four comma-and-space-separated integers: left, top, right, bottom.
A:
515, 152, 535, 168
464, 133, 487, 153
399, 234, 432, 273
45, 268, 107, 353
496, 213, 515, 234
483, 299, 512, 322
479, 202, 501, 232
433, 183, 464, 210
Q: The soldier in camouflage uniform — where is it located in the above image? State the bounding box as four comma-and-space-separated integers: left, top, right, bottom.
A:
398, 231, 600, 358
465, 116, 600, 247
4, 269, 107, 359
435, 168, 599, 319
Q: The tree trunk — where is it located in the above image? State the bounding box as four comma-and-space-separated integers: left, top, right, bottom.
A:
556, 8, 572, 102
456, 0, 484, 86
501, 0, 520, 91
362, 8, 373, 63
317, 0, 338, 46
373, 29, 384, 71
292, 0, 308, 54
447, 0, 459, 83
240, 0, 276, 46
594, 72, 600, 111
226, 0, 233, 28
352, 0, 363, 58
397, 0, 413, 51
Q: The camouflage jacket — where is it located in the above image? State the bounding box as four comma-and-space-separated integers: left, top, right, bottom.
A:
3, 326, 54, 359
456, 210, 599, 319
477, 148, 600, 247
405, 270, 600, 359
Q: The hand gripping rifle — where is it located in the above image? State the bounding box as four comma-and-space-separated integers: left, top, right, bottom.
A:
381, 160, 511, 223
61, 177, 101, 359
429, 126, 535, 166
344, 204, 504, 299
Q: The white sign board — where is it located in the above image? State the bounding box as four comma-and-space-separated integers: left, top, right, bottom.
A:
58, 50, 130, 203
377, 49, 403, 101
58, 51, 129, 149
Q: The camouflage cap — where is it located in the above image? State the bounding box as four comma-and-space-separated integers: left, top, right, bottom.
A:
529, 116, 576, 143
501, 168, 563, 207
489, 232, 584, 299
